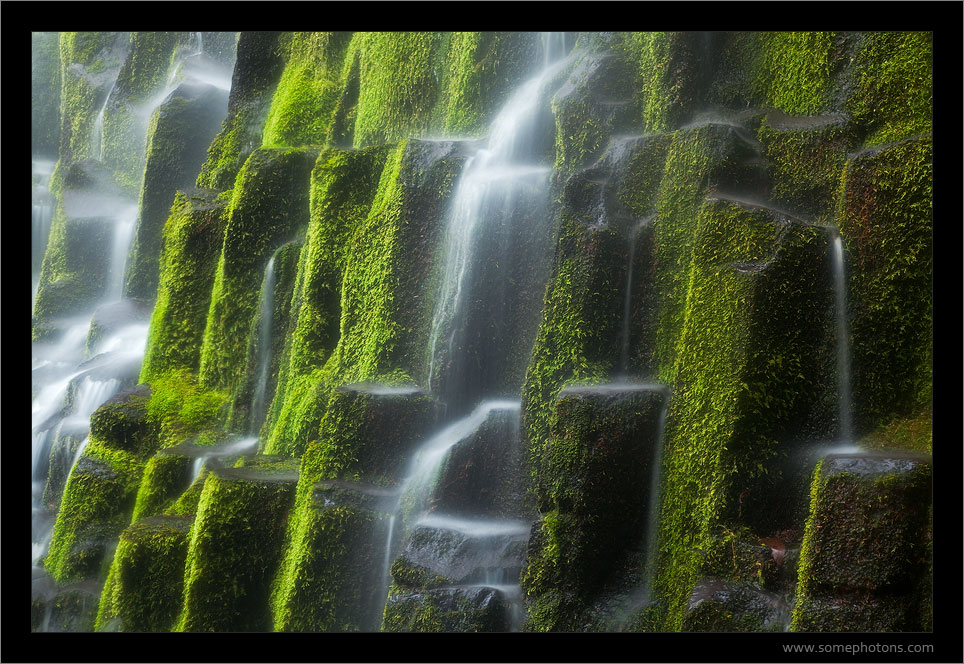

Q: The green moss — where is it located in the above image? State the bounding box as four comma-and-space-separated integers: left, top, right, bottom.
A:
94, 515, 192, 632
352, 32, 446, 147
130, 452, 192, 522
174, 460, 298, 631
847, 32, 932, 147
262, 32, 352, 147
32, 32, 62, 157
653, 200, 835, 630
197, 146, 318, 393
754, 32, 835, 115
124, 85, 229, 301
142, 368, 229, 451
756, 112, 850, 221
838, 137, 932, 434
140, 190, 228, 382
44, 440, 145, 583
195, 31, 288, 191
265, 140, 460, 456
791, 454, 932, 631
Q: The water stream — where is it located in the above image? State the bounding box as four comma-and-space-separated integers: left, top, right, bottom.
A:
250, 257, 276, 434
30, 32, 233, 630
832, 232, 853, 444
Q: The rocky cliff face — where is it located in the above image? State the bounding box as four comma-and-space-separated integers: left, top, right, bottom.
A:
31, 31, 932, 637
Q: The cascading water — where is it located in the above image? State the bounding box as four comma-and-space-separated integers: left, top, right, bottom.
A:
832, 232, 853, 445
250, 256, 276, 434
30, 32, 234, 632
619, 217, 652, 377
381, 33, 575, 632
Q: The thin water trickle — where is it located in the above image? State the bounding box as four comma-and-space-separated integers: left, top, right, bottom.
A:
250, 257, 276, 434
618, 218, 651, 376
90, 83, 115, 160
108, 206, 139, 302
832, 234, 853, 443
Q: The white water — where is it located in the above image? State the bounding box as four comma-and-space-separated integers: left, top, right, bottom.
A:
188, 436, 260, 485
396, 400, 521, 526
250, 257, 276, 434
832, 234, 853, 443
108, 205, 139, 301
90, 83, 116, 160
426, 44, 573, 397
30, 33, 229, 615
619, 218, 651, 376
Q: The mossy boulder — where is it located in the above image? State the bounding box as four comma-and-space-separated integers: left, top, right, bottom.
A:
139, 190, 228, 383
31, 566, 102, 633
174, 456, 298, 632
198, 146, 318, 393
94, 515, 192, 632
272, 480, 396, 632
791, 451, 931, 633
383, 585, 512, 633
522, 383, 667, 631
124, 82, 230, 301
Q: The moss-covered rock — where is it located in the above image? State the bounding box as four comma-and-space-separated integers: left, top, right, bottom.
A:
272, 480, 396, 632
522, 384, 667, 631
271, 384, 437, 631
791, 451, 932, 632
198, 146, 318, 393
383, 585, 512, 633
196, 31, 288, 191
174, 456, 298, 632
43, 386, 157, 583
94, 515, 192, 632
139, 190, 228, 383
654, 198, 837, 630
226, 241, 302, 435
124, 83, 229, 301
32, 32, 62, 158
682, 579, 790, 632
838, 137, 932, 435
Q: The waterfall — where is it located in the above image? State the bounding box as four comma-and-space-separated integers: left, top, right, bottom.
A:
250, 257, 276, 434
90, 83, 115, 161
380, 33, 574, 632
108, 205, 139, 302
30, 32, 228, 630
618, 218, 651, 376
427, 37, 572, 415
832, 233, 853, 443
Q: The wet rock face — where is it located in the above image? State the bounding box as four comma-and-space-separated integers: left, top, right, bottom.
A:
395, 517, 530, 587
383, 585, 511, 633
683, 579, 790, 632
791, 451, 932, 632
522, 384, 668, 630
431, 407, 528, 520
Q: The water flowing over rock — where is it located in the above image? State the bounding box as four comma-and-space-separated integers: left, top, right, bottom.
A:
29, 30, 934, 642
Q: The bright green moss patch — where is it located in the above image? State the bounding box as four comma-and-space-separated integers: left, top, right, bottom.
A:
174, 460, 298, 631
198, 146, 318, 393
262, 32, 352, 147
140, 190, 228, 383
848, 32, 932, 147
754, 32, 835, 116
94, 515, 192, 632
143, 368, 229, 450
